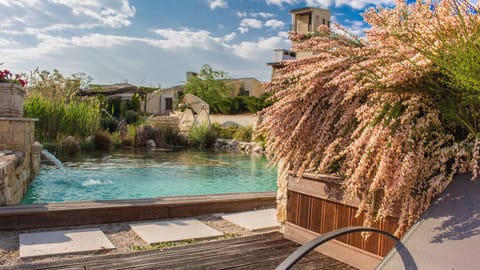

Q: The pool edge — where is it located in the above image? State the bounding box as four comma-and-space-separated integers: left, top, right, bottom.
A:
0, 192, 276, 230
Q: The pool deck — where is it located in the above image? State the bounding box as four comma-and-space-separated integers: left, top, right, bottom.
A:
3, 232, 358, 270
0, 192, 276, 230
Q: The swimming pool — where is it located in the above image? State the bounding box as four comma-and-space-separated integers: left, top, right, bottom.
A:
21, 150, 277, 204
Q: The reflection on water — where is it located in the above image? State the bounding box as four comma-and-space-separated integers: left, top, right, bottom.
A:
22, 149, 277, 204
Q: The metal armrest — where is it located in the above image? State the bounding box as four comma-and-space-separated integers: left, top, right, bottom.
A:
275, 226, 400, 270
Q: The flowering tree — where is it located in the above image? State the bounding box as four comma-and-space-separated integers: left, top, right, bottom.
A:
261, 0, 480, 235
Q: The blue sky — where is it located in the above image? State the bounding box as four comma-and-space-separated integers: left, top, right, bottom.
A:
0, 0, 395, 87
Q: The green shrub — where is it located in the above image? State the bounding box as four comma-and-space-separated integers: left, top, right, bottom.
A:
209, 123, 232, 139
233, 125, 253, 142
135, 125, 163, 147
94, 131, 112, 151
188, 125, 218, 149
209, 95, 273, 115
243, 94, 273, 113
160, 124, 184, 146
41, 142, 59, 153
110, 132, 123, 149
125, 110, 139, 124
100, 115, 118, 132
80, 136, 95, 151
60, 136, 81, 155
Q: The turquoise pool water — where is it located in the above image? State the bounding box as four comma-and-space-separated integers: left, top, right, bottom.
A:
21, 150, 277, 204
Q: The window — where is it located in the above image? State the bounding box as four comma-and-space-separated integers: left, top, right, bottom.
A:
165, 98, 173, 110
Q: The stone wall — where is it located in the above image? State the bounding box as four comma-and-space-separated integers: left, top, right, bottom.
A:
276, 160, 288, 232
0, 118, 40, 205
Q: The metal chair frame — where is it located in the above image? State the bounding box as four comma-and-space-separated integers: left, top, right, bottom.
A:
275, 226, 400, 270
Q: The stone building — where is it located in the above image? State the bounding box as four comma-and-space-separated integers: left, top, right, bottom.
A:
267, 7, 331, 78
142, 73, 266, 116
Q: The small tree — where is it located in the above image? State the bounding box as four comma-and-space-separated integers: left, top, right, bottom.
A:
28, 69, 92, 103
184, 64, 234, 113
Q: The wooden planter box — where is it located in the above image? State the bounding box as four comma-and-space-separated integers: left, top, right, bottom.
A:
284, 173, 400, 269
0, 83, 26, 118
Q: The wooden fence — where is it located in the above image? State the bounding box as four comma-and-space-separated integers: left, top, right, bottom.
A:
285, 173, 399, 257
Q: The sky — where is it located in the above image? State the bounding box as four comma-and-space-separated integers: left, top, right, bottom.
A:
0, 0, 396, 88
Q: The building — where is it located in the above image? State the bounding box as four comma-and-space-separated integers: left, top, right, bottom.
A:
267, 7, 331, 78
142, 73, 266, 116
143, 86, 181, 115
227, 77, 265, 98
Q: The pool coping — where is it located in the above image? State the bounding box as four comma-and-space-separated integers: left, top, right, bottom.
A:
0, 192, 276, 230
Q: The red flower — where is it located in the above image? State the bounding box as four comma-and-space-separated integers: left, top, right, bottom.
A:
0, 68, 27, 87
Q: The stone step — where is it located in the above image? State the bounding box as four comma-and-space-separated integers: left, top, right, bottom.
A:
129, 219, 223, 245
221, 208, 280, 232
19, 228, 115, 258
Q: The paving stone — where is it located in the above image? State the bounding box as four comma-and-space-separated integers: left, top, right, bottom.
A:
221, 208, 279, 231
19, 228, 115, 258
130, 219, 223, 244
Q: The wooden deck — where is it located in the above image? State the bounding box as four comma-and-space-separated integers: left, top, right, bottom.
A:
3, 232, 357, 270
0, 192, 275, 230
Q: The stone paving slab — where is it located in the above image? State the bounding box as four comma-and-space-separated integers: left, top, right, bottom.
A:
19, 228, 115, 258
221, 208, 279, 231
130, 219, 223, 245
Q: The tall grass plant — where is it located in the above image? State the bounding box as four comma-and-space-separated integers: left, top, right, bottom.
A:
24, 95, 100, 142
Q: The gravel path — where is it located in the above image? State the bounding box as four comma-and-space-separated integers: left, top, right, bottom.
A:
0, 214, 268, 267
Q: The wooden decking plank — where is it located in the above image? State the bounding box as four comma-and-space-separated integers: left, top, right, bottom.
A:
3, 232, 357, 270
84, 238, 293, 269
156, 242, 296, 269
294, 258, 356, 270
4, 233, 282, 270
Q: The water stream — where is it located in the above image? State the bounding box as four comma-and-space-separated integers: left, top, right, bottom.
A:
41, 149, 68, 176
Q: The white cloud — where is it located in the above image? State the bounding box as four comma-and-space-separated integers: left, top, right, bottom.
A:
265, 0, 299, 6
208, 0, 228, 10
238, 18, 263, 34
151, 28, 217, 49
50, 0, 135, 27
0, 38, 19, 47
306, 0, 394, 9
230, 36, 290, 59
224, 32, 237, 42
236, 11, 247, 18
305, 0, 332, 8
251, 12, 274, 18
2, 26, 289, 86
265, 19, 285, 30
240, 18, 263, 29
278, 31, 289, 39
1, 0, 291, 87
333, 19, 369, 37
0, 0, 135, 35
336, 0, 394, 9
238, 27, 249, 34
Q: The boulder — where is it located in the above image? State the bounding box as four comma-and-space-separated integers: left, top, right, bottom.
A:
252, 144, 264, 154
146, 139, 156, 148
62, 136, 81, 155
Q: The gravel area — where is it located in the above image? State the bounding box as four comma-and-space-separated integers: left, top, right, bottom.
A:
0, 214, 271, 267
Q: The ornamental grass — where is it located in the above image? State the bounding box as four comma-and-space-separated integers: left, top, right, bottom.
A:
261, 0, 480, 235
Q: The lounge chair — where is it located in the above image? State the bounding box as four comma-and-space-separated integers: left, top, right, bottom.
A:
276, 174, 480, 269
